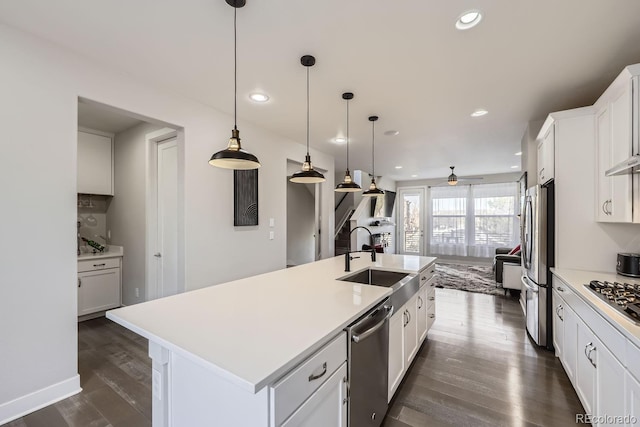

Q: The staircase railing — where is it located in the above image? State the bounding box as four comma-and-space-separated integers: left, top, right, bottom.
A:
335, 208, 355, 239
335, 193, 348, 212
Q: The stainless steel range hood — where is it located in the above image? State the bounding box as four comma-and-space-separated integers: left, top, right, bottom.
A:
605, 155, 640, 176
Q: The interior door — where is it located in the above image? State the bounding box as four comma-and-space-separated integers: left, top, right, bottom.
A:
398, 188, 425, 255
155, 138, 178, 298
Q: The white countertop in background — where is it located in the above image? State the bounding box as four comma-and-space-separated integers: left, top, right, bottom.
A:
107, 254, 436, 393
551, 268, 640, 348
78, 245, 123, 261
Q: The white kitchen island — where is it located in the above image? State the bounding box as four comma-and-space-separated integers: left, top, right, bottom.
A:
107, 253, 436, 427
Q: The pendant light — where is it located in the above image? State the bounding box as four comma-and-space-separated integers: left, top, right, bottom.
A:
335, 92, 362, 192
290, 55, 326, 183
362, 115, 384, 197
209, 0, 260, 170
448, 166, 458, 185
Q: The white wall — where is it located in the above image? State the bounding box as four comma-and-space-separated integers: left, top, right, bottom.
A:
0, 24, 334, 423
108, 122, 164, 305
286, 180, 315, 266
553, 109, 640, 272
520, 120, 544, 187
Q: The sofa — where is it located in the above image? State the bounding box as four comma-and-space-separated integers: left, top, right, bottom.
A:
493, 246, 522, 293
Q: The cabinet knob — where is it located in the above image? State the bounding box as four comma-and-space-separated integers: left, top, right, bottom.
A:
429, 314, 435, 319
154, 253, 162, 258
428, 296, 435, 301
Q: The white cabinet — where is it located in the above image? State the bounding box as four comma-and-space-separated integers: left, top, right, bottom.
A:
403, 294, 418, 366
78, 257, 121, 317
281, 363, 347, 427
387, 308, 405, 401
77, 130, 114, 195
594, 337, 625, 427
561, 299, 578, 384
537, 124, 555, 185
626, 372, 640, 427
595, 84, 633, 222
416, 287, 427, 343
552, 288, 564, 359
575, 317, 596, 415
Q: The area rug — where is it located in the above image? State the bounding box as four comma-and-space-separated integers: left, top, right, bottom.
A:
434, 263, 507, 296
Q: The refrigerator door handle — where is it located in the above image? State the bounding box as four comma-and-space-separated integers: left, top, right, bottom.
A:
521, 275, 539, 293
522, 196, 533, 270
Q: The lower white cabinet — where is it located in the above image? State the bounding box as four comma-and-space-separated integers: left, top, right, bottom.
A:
561, 299, 578, 384
552, 289, 564, 359
281, 363, 347, 427
416, 287, 427, 343
403, 294, 418, 366
78, 257, 121, 317
626, 372, 640, 427
575, 317, 596, 415
594, 336, 625, 427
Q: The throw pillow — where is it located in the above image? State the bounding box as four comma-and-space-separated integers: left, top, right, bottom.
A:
508, 244, 521, 255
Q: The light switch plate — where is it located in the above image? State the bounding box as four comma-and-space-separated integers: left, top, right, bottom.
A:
269, 218, 275, 227
269, 231, 274, 240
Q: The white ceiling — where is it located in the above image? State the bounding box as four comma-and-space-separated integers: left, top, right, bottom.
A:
3, 0, 640, 180
78, 101, 144, 134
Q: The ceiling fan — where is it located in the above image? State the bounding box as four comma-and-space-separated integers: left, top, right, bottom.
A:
437, 166, 484, 186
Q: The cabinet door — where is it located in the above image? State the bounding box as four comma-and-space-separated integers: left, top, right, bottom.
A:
596, 105, 614, 222
281, 363, 347, 427
561, 303, 577, 384
77, 131, 113, 195
593, 336, 625, 426
552, 289, 564, 359
538, 126, 555, 185
609, 83, 633, 222
404, 295, 418, 366
626, 372, 640, 427
78, 268, 121, 316
416, 287, 427, 343
575, 317, 596, 415
387, 309, 405, 402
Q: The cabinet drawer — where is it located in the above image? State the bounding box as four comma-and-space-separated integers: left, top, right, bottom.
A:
270, 332, 347, 426
78, 257, 120, 272
419, 264, 436, 285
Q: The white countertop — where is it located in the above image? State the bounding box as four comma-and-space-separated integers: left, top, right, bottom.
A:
78, 245, 123, 261
107, 254, 436, 393
551, 268, 640, 348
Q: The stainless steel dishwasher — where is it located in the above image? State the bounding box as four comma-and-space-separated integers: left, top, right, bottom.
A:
345, 298, 393, 427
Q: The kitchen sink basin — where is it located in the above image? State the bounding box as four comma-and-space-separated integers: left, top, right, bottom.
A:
338, 268, 421, 310
339, 268, 409, 287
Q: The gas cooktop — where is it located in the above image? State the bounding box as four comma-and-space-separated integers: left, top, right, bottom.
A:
585, 280, 640, 325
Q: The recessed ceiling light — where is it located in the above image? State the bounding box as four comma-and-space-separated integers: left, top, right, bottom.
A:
515, 151, 522, 156
249, 92, 269, 102
456, 10, 482, 30
471, 109, 488, 117
333, 137, 346, 144
395, 166, 403, 169
511, 165, 519, 169
384, 130, 400, 136
411, 174, 418, 178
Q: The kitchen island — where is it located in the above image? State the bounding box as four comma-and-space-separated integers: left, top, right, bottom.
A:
107, 253, 436, 426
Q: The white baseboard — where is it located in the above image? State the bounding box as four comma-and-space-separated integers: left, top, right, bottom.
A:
0, 375, 81, 425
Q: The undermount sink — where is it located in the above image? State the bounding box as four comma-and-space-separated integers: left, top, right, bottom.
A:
339, 268, 410, 287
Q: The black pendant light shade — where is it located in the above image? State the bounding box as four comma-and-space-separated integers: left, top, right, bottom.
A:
335, 92, 362, 193
448, 166, 458, 185
362, 115, 384, 197
209, 0, 260, 170
291, 55, 326, 184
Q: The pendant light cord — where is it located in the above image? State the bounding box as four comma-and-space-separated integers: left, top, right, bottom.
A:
371, 120, 375, 177
346, 99, 350, 169
306, 66, 310, 155
234, 7, 237, 130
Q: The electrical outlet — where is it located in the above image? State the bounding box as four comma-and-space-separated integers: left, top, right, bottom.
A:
135, 288, 140, 298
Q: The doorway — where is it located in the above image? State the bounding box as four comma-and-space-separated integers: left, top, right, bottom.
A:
397, 187, 426, 255
147, 130, 180, 299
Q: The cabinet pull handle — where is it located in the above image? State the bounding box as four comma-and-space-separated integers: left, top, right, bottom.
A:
428, 296, 435, 301
421, 276, 426, 281
93, 263, 106, 267
308, 362, 327, 382
606, 200, 612, 215
602, 200, 608, 214
428, 314, 435, 319
430, 269, 435, 274
557, 286, 564, 292
417, 297, 423, 309
78, 278, 82, 288
403, 311, 407, 327
407, 310, 411, 324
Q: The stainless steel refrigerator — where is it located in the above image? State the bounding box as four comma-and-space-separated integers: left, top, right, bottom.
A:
521, 183, 554, 348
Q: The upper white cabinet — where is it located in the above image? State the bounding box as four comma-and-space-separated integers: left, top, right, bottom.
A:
595, 74, 634, 222
594, 65, 640, 223
77, 130, 114, 195
537, 123, 555, 185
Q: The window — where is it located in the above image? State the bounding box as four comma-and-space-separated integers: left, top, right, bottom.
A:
428, 183, 518, 257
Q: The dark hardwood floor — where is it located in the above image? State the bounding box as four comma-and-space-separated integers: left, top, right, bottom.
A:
4, 288, 584, 427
